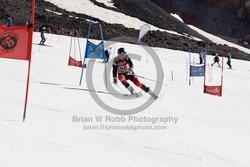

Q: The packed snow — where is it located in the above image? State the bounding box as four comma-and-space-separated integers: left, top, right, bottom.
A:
171, 13, 184, 23
45, 8, 63, 16
0, 32, 250, 167
95, 0, 116, 8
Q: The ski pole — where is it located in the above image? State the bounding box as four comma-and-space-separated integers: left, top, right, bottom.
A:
136, 75, 167, 86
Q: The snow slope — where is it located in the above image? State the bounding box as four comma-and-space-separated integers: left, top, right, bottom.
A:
44, 0, 196, 38
189, 25, 250, 54
0, 32, 250, 167
44, 0, 162, 31
45, 0, 250, 55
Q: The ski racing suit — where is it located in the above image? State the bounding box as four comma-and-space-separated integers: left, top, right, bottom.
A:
112, 54, 150, 93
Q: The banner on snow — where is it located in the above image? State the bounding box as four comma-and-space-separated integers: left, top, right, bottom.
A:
85, 41, 105, 59
138, 24, 150, 42
0, 26, 33, 61
204, 85, 222, 96
190, 65, 205, 77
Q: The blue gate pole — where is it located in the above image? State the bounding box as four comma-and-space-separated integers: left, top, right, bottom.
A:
99, 23, 108, 89
189, 47, 192, 86
79, 19, 92, 85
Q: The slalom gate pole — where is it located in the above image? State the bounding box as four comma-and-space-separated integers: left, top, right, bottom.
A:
23, 0, 36, 121
171, 70, 174, 81
79, 57, 86, 85
189, 48, 191, 86
208, 63, 211, 82
192, 54, 194, 83
23, 54, 32, 121
69, 36, 72, 58
77, 37, 82, 61
211, 63, 213, 82
186, 56, 188, 81
100, 23, 107, 89
210, 64, 212, 82
74, 36, 76, 58
79, 19, 92, 85
203, 44, 207, 93
220, 49, 224, 96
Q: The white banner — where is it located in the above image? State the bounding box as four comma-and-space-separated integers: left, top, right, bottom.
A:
138, 24, 150, 42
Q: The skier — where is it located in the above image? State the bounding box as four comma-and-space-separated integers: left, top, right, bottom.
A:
39, 26, 46, 45
103, 47, 112, 63
6, 17, 12, 27
226, 52, 232, 69
211, 53, 221, 67
198, 50, 204, 64
112, 47, 158, 99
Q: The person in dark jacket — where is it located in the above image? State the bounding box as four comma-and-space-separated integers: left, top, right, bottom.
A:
199, 50, 204, 64
226, 52, 232, 69
39, 26, 46, 45
211, 53, 221, 67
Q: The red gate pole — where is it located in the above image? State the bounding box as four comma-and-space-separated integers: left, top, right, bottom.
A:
23, 0, 36, 121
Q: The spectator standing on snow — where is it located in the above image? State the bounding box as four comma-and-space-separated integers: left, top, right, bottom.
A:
199, 50, 204, 64
226, 52, 232, 69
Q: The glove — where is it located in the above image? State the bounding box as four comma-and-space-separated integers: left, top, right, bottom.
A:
113, 77, 117, 85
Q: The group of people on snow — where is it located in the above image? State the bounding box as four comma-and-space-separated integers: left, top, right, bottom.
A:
198, 50, 232, 69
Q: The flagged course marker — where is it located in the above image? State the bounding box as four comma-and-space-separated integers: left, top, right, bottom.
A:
138, 24, 150, 43
0, 0, 36, 121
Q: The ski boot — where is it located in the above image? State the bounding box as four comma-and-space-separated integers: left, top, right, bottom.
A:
148, 90, 158, 100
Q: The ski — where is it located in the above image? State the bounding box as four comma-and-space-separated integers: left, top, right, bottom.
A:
123, 92, 142, 98
33, 43, 54, 47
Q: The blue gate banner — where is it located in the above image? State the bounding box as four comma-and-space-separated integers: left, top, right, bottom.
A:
190, 65, 205, 77
85, 41, 105, 59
